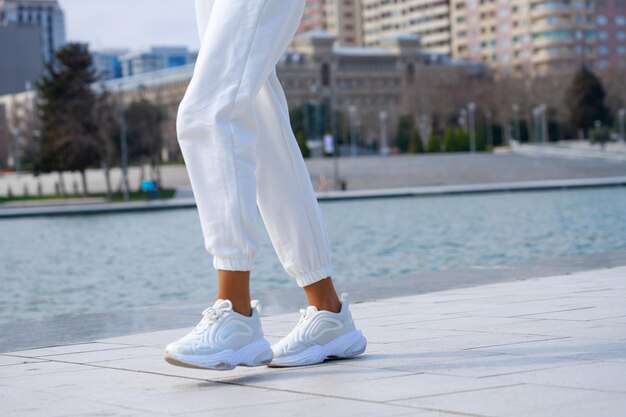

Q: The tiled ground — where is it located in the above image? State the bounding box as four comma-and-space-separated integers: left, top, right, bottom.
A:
2, 266, 626, 416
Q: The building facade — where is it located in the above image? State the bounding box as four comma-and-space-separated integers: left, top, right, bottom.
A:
0, 0, 66, 64
361, 0, 452, 56
92, 49, 128, 81
120, 46, 196, 78
0, 30, 486, 167
0, 25, 43, 95
594, 0, 626, 70
297, 0, 364, 46
450, 0, 598, 77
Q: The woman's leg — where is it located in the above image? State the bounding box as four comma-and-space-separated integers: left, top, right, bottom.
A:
179, 0, 307, 314
254, 71, 340, 311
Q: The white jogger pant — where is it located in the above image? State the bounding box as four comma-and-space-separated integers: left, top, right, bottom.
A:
177, 0, 334, 287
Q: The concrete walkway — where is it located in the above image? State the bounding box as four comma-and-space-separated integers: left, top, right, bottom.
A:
2, 266, 625, 416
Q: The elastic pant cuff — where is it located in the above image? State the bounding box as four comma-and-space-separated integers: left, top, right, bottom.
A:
213, 256, 254, 272
295, 264, 335, 288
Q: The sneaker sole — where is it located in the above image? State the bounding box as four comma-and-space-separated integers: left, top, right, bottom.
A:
164, 338, 273, 371
268, 329, 367, 367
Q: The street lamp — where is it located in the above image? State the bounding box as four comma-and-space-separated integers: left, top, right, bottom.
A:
322, 84, 341, 190
117, 83, 130, 201
348, 104, 357, 157
11, 127, 20, 174
379, 110, 389, 156
512, 103, 521, 143
485, 110, 493, 148
468, 102, 476, 153
618, 108, 625, 146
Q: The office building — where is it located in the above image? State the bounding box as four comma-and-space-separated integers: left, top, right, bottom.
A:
92, 49, 128, 81
0, 25, 43, 95
120, 46, 196, 78
0, 0, 66, 64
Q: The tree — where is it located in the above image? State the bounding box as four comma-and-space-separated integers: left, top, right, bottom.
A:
125, 98, 165, 188
92, 90, 120, 198
407, 128, 423, 153
36, 43, 100, 196
295, 131, 310, 158
565, 66, 611, 137
395, 115, 414, 152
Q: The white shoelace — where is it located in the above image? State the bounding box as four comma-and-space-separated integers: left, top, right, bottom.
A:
297, 307, 316, 327
192, 306, 225, 334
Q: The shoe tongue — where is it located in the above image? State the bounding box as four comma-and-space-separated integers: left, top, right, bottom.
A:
213, 299, 233, 311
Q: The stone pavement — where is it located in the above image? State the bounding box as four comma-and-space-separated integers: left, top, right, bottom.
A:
2, 266, 625, 416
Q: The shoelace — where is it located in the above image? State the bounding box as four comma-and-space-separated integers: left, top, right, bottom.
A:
192, 306, 225, 334
297, 307, 314, 327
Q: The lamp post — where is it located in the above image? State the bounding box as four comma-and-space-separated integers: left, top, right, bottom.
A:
11, 127, 20, 175
468, 102, 476, 153
379, 110, 389, 155
618, 108, 625, 146
323, 84, 341, 190
540, 104, 548, 143
512, 103, 521, 143
117, 83, 130, 201
348, 104, 357, 157
485, 110, 493, 148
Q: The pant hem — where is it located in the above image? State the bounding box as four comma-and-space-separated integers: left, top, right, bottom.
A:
295, 264, 334, 288
213, 256, 254, 272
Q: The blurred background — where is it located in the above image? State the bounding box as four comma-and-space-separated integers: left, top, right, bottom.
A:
1, 0, 625, 325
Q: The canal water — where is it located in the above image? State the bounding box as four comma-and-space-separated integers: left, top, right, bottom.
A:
1, 186, 625, 324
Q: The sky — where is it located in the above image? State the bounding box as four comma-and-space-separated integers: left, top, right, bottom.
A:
58, 0, 200, 52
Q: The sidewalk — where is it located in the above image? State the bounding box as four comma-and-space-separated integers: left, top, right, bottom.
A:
2, 266, 625, 416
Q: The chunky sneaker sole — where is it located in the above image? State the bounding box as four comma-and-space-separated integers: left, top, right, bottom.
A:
269, 329, 367, 367
164, 338, 273, 371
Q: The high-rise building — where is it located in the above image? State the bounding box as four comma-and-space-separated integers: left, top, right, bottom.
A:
361, 0, 452, 55
594, 0, 626, 70
0, 0, 66, 64
296, 0, 364, 46
450, 0, 598, 77
0, 25, 43, 95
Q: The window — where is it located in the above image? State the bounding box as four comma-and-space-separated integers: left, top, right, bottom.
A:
596, 16, 608, 25
617, 16, 626, 26
598, 31, 609, 40
617, 31, 626, 40
598, 45, 610, 55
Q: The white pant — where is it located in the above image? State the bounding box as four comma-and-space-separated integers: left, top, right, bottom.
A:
177, 0, 334, 287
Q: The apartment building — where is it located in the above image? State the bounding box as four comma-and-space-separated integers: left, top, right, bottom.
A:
361, 0, 452, 55
297, 0, 364, 46
594, 0, 626, 69
450, 0, 601, 76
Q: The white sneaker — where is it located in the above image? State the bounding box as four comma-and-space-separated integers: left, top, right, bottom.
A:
164, 299, 273, 370
269, 293, 367, 367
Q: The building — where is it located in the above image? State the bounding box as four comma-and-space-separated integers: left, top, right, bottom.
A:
594, 0, 626, 70
297, 0, 364, 46
92, 49, 128, 81
0, 0, 66, 64
120, 46, 196, 78
0, 25, 43, 95
450, 0, 599, 77
0, 30, 487, 166
299, 0, 626, 76
361, 0, 452, 56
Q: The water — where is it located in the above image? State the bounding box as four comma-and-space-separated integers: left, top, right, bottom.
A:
1, 186, 625, 324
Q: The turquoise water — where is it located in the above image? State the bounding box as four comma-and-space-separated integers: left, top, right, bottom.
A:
1, 186, 625, 324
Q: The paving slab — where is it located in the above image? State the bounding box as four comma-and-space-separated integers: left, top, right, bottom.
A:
2, 265, 626, 416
